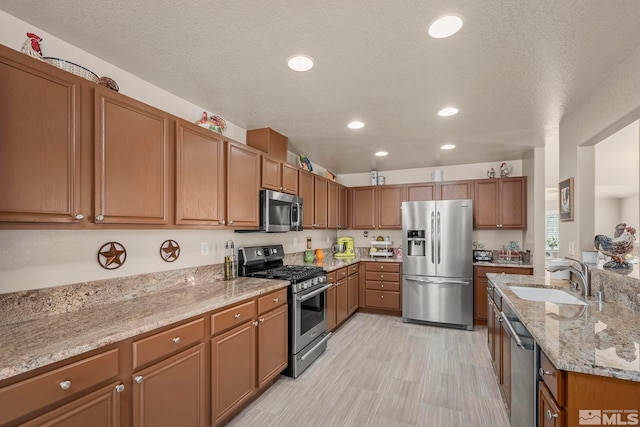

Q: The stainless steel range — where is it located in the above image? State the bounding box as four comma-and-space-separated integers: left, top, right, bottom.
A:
239, 244, 331, 378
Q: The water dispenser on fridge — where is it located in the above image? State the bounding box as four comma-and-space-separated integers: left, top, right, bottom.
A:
406, 230, 426, 256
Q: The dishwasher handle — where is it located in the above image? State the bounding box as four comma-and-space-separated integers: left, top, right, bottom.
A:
500, 311, 530, 350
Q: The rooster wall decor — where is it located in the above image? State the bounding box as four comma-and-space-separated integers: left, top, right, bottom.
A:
594, 223, 636, 271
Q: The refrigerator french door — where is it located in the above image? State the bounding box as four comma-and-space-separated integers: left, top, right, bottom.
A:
402, 199, 474, 330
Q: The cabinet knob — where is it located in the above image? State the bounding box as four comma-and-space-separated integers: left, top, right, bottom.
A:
381, 284, 384, 288
252, 321, 259, 326
172, 336, 181, 344
59, 380, 71, 390
220, 220, 226, 225
380, 275, 384, 279
273, 297, 279, 302
546, 409, 558, 420
74, 213, 84, 220
539, 368, 551, 377
134, 375, 144, 384
380, 266, 384, 269
234, 313, 241, 318
115, 384, 125, 393
380, 295, 384, 299
260, 318, 265, 323
95, 215, 104, 222
228, 220, 234, 225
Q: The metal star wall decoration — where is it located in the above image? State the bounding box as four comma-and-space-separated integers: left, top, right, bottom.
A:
160, 239, 180, 262
97, 242, 126, 269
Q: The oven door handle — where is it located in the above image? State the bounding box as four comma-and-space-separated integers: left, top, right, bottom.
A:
296, 284, 332, 302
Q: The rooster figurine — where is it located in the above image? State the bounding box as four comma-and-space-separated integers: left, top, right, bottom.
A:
594, 223, 636, 270
21, 32, 43, 59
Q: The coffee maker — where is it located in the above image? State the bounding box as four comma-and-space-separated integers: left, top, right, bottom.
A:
333, 236, 355, 259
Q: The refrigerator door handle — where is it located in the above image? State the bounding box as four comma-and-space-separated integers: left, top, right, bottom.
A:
430, 211, 435, 264
436, 211, 441, 265
405, 277, 470, 285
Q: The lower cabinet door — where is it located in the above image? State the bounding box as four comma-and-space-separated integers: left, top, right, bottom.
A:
257, 305, 288, 389
132, 344, 206, 427
347, 274, 359, 315
211, 321, 256, 425
539, 382, 564, 427
326, 285, 337, 331
19, 382, 122, 427
336, 279, 348, 324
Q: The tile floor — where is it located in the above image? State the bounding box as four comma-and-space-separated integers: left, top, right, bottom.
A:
227, 312, 510, 427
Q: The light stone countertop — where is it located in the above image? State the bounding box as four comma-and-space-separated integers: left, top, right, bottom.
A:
474, 262, 534, 268
0, 277, 289, 382
487, 273, 640, 382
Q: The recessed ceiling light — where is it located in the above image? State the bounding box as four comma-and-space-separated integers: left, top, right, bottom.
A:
287, 55, 314, 72
375, 151, 388, 157
428, 15, 464, 39
441, 144, 456, 150
348, 121, 365, 129
438, 107, 459, 117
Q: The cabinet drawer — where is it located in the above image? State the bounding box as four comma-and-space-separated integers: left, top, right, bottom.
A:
212, 300, 256, 335
365, 290, 400, 310
133, 318, 204, 369
365, 262, 400, 273
364, 271, 400, 283
327, 271, 337, 283
365, 281, 400, 292
336, 268, 348, 280
539, 350, 565, 406
258, 288, 287, 315
0, 349, 119, 425
348, 264, 358, 276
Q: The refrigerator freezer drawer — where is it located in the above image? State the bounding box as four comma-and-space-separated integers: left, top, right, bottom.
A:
402, 275, 473, 329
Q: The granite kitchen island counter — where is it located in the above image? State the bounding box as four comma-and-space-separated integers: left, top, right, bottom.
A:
487, 273, 640, 382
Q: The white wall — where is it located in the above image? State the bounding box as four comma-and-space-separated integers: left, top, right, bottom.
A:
621, 195, 639, 228
594, 198, 621, 236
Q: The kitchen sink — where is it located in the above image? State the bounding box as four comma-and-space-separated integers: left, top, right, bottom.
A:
508, 286, 587, 305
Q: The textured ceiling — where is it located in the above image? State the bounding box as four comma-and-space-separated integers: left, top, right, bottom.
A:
2, 0, 640, 174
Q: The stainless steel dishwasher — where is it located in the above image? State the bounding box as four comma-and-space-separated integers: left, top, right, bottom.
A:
500, 302, 538, 427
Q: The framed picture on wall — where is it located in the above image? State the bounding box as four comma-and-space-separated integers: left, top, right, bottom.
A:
559, 177, 574, 222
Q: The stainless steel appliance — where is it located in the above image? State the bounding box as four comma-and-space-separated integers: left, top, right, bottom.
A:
239, 244, 331, 378
501, 301, 538, 427
402, 200, 474, 330
259, 190, 303, 232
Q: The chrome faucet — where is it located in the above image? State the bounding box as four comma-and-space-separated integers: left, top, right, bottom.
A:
546, 257, 591, 297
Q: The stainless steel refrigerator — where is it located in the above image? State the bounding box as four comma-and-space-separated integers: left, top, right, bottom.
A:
402, 199, 473, 330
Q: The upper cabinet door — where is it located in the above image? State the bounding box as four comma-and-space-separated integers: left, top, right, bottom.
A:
260, 155, 281, 191
281, 163, 298, 194
298, 169, 315, 229
498, 177, 527, 229
438, 180, 473, 200
474, 180, 499, 228
406, 183, 436, 201
226, 141, 260, 228
313, 176, 328, 229
350, 187, 376, 229
0, 50, 82, 223
175, 121, 225, 226
377, 185, 404, 229
95, 88, 170, 224
327, 181, 338, 229
338, 185, 348, 229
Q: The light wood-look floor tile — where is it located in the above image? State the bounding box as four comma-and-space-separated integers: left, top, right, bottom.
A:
227, 312, 510, 427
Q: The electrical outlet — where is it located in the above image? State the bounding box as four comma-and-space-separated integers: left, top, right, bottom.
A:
568, 241, 576, 256
293, 237, 298, 246
201, 242, 209, 256
326, 236, 330, 243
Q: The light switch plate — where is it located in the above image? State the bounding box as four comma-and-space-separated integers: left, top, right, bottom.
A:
201, 242, 209, 255
568, 241, 576, 256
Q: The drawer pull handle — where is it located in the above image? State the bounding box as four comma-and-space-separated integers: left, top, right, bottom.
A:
539, 368, 551, 377
115, 384, 125, 393
134, 375, 144, 384
235, 313, 241, 318
273, 297, 279, 302
59, 380, 71, 390
546, 409, 558, 420
172, 337, 181, 344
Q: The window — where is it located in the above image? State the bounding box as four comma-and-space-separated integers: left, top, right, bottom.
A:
545, 211, 559, 250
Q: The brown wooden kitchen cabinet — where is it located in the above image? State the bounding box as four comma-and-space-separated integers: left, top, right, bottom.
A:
405, 180, 472, 202
347, 265, 359, 316
314, 175, 328, 229
175, 119, 225, 226
260, 155, 298, 195
361, 262, 402, 313
94, 87, 171, 225
225, 141, 261, 228
257, 301, 288, 389
0, 46, 86, 224
488, 284, 512, 409
474, 177, 527, 229
405, 183, 436, 201
246, 127, 288, 162
0, 348, 120, 426
338, 184, 348, 229
336, 271, 349, 325
474, 266, 532, 325
326, 271, 338, 331
132, 343, 206, 427
298, 169, 315, 229
327, 181, 339, 229
350, 185, 404, 229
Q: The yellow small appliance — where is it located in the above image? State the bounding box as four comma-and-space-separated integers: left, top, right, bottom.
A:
333, 237, 355, 259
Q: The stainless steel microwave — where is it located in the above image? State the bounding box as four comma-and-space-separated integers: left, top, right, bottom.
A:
259, 190, 303, 232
